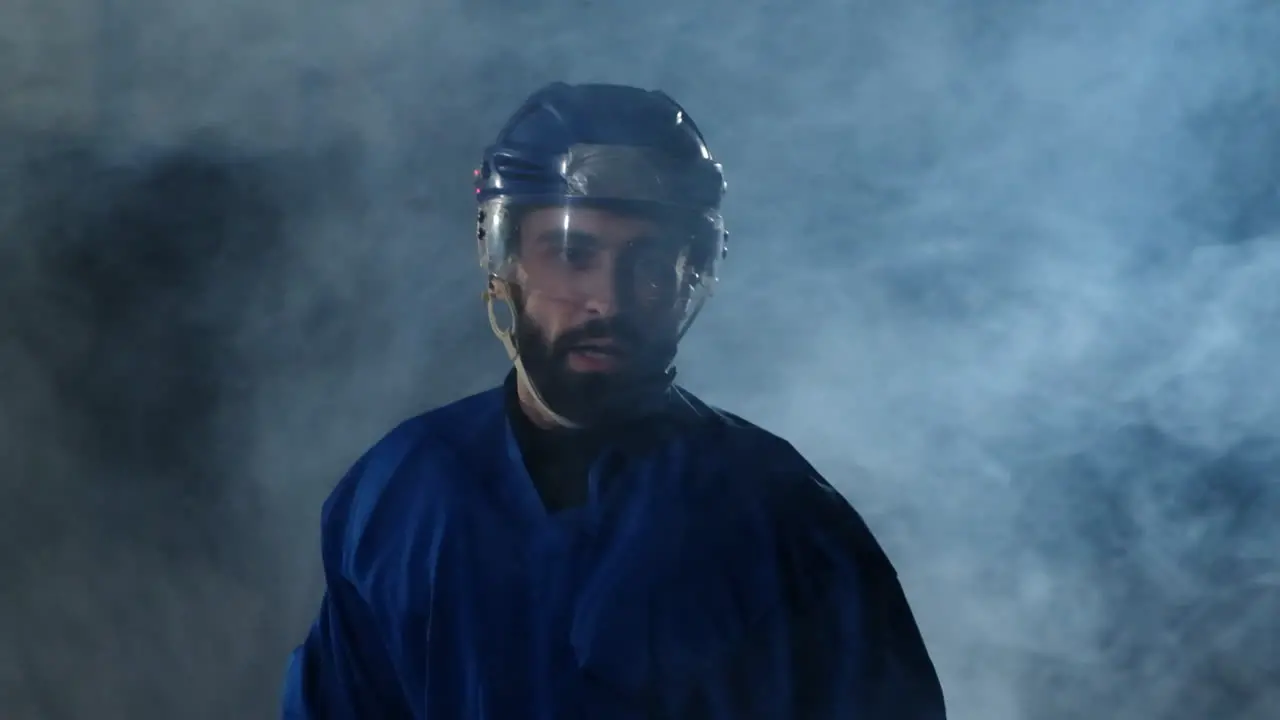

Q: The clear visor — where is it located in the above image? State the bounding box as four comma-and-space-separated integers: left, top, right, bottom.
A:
478, 198, 725, 334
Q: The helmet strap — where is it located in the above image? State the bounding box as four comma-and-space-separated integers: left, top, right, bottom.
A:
483, 277, 582, 429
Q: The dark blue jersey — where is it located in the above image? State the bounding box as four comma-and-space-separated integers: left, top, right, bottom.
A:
281, 383, 945, 719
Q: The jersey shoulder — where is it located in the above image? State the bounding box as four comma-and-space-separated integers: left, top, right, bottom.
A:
320, 385, 507, 580
671, 387, 812, 476
676, 388, 893, 576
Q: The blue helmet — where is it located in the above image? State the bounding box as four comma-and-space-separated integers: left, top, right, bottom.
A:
475, 82, 726, 211
476, 83, 727, 335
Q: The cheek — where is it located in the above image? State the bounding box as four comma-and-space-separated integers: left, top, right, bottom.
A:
517, 295, 565, 343
632, 303, 682, 336
524, 293, 580, 336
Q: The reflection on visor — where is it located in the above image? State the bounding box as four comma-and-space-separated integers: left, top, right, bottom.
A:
480, 202, 724, 330
517, 207, 710, 310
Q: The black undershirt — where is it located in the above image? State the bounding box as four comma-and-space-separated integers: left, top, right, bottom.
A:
503, 370, 700, 513
504, 372, 611, 513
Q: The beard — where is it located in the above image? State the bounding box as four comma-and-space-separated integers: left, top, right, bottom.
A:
512, 310, 678, 428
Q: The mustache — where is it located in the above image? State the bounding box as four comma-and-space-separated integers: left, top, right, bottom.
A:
552, 318, 646, 356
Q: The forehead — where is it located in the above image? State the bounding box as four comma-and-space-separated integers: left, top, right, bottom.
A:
519, 205, 659, 247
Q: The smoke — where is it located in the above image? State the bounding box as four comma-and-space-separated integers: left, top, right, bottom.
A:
2, 0, 1278, 717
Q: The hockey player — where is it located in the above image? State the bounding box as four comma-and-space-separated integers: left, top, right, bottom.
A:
281, 82, 947, 719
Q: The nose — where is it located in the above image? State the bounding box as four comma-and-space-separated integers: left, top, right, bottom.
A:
581, 283, 617, 317
579, 261, 619, 318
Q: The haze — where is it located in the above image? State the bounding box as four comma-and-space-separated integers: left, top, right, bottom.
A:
1, 0, 1277, 717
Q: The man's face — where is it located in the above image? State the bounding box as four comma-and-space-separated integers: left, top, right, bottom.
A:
509, 204, 685, 423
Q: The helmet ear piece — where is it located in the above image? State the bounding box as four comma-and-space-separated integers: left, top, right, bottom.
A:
486, 275, 510, 302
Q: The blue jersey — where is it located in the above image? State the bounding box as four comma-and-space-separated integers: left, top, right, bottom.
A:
281, 382, 945, 719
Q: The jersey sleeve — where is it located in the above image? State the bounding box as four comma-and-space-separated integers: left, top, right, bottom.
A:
666, 468, 947, 720
789, 471, 947, 720
280, 453, 414, 720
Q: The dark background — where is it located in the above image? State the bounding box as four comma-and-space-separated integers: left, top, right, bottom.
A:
2, 0, 1278, 717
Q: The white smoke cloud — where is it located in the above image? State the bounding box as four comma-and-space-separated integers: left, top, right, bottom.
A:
2, 0, 1278, 717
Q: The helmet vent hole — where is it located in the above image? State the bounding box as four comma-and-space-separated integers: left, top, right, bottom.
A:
493, 155, 546, 180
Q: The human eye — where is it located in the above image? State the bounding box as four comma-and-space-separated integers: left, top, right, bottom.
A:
557, 232, 601, 271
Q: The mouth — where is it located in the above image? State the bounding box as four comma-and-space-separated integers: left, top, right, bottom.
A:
566, 342, 627, 371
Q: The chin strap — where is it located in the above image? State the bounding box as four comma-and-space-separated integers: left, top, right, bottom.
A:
483, 277, 582, 429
